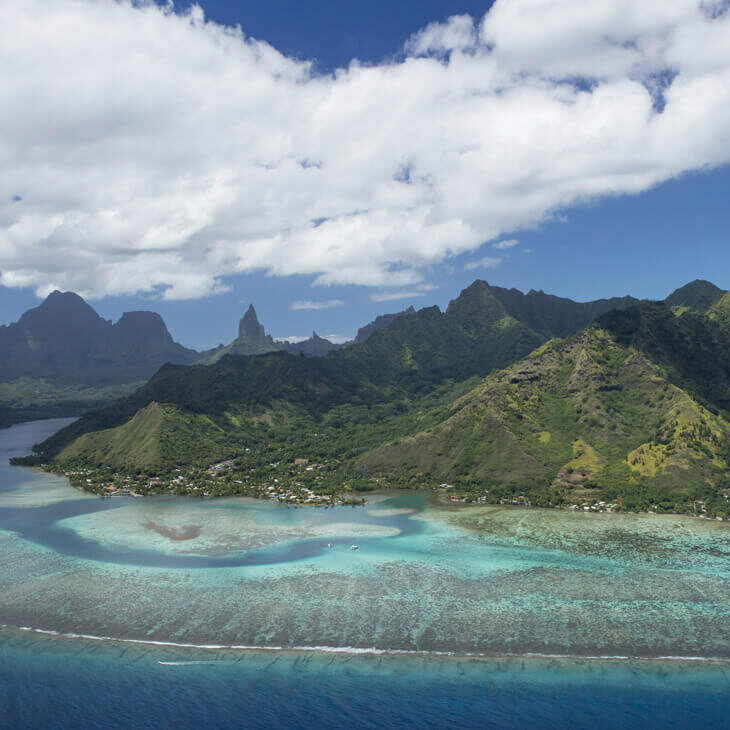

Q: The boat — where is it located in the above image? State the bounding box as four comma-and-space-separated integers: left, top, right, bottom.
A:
350, 545, 359, 550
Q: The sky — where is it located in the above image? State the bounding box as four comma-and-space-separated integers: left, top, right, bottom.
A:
1, 0, 729, 350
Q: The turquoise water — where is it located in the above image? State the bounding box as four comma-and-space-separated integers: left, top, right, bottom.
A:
1, 419, 729, 727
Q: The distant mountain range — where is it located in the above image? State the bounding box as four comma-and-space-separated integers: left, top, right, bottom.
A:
196, 303, 418, 363
18, 277, 730, 516
0, 292, 418, 426
0, 291, 198, 384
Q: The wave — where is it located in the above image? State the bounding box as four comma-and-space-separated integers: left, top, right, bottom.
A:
158, 660, 232, 666
12, 625, 730, 664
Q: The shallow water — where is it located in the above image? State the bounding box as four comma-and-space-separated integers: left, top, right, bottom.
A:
1, 419, 729, 728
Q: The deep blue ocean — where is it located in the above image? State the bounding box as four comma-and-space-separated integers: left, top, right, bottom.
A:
0, 419, 728, 729
2, 631, 729, 730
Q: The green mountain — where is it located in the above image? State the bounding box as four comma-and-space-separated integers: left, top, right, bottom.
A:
362, 301, 730, 512
24, 280, 645, 466
56, 401, 237, 471
25, 280, 551, 460
487, 285, 639, 338
20, 279, 730, 516
710, 291, 730, 328
354, 306, 415, 343
664, 279, 726, 312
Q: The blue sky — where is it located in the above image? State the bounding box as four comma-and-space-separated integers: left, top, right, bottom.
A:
1, 0, 729, 349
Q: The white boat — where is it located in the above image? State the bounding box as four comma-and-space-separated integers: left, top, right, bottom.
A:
350, 545, 359, 550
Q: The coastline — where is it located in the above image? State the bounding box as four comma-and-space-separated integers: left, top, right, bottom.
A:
5, 624, 730, 667
7, 624, 730, 665
4, 619, 730, 664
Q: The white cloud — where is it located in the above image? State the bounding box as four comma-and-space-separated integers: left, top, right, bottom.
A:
291, 299, 345, 310
465, 256, 502, 271
275, 335, 309, 344
370, 291, 427, 302
405, 14, 477, 57
493, 239, 519, 250
276, 333, 350, 344
1, 1, 730, 300
322, 334, 350, 344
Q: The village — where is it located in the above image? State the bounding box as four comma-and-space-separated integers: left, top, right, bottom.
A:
59, 453, 368, 506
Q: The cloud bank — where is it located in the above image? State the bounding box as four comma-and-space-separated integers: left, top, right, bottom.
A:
1, 0, 729, 299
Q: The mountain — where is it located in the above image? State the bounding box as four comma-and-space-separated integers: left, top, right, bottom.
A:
197, 305, 346, 362
25, 279, 633, 466
196, 305, 278, 364
0, 291, 199, 426
0, 291, 198, 384
21, 279, 730, 517
278, 331, 343, 356
24, 281, 546, 460
665, 280, 726, 312
355, 306, 416, 343
487, 286, 639, 338
362, 301, 730, 511
710, 291, 730, 328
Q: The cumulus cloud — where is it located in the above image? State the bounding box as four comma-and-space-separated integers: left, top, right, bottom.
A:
1, 0, 730, 300
291, 299, 345, 310
465, 256, 502, 271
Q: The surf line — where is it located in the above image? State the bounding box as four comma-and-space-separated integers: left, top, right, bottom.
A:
11, 626, 730, 664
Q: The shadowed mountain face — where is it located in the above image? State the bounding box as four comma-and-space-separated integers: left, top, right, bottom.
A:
0, 291, 198, 385
239, 305, 267, 340
665, 280, 727, 312
355, 307, 416, 343
485, 286, 640, 338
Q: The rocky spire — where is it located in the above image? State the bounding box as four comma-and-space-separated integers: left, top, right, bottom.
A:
238, 304, 266, 340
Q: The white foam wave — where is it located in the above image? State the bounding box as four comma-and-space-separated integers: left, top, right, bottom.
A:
10, 625, 730, 664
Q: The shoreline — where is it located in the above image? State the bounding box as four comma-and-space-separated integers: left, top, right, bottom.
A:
6, 624, 730, 665
17, 458, 730, 523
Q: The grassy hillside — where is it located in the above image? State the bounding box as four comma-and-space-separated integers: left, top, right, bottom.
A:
361, 306, 730, 514
56, 402, 241, 470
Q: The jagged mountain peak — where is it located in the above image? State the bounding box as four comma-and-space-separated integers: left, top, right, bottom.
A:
238, 304, 266, 340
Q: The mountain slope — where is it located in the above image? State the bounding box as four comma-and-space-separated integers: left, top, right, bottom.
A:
665, 279, 726, 312
56, 401, 236, 470
361, 302, 730, 511
0, 291, 200, 426
488, 285, 639, 338
29, 281, 546, 461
